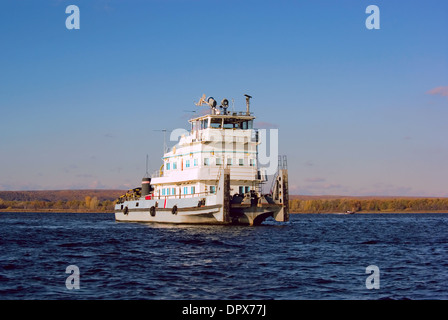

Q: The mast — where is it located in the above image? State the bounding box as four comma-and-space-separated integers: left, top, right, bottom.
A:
244, 94, 252, 115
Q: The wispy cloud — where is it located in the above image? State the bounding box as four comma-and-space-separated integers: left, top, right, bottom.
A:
88, 180, 107, 189
254, 121, 278, 129
299, 182, 349, 195
426, 86, 448, 99
304, 161, 314, 167
63, 164, 78, 173
76, 173, 94, 178
305, 177, 326, 183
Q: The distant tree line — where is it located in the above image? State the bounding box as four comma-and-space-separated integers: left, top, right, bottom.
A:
2, 196, 448, 213
0, 196, 115, 212
289, 198, 448, 213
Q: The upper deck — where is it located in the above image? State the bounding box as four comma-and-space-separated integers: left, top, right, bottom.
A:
150, 94, 264, 184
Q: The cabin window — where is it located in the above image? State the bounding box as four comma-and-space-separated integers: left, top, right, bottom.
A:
227, 158, 232, 166
250, 159, 255, 166
172, 188, 176, 195
185, 160, 190, 168
239, 159, 244, 166
239, 186, 244, 194
173, 162, 177, 170
216, 158, 222, 166
204, 158, 209, 166
194, 158, 198, 166
183, 187, 188, 195
210, 186, 216, 194
191, 186, 195, 194
192, 121, 199, 131
166, 162, 170, 170
162, 189, 166, 196
245, 186, 250, 193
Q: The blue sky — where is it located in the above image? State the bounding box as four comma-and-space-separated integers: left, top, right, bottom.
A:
0, 0, 447, 196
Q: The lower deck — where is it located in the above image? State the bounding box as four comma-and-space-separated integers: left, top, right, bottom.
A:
114, 194, 286, 226
115, 168, 289, 226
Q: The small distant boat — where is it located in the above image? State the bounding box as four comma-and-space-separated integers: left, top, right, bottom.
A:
331, 211, 355, 215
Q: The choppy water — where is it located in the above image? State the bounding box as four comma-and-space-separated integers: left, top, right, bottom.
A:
0, 212, 447, 300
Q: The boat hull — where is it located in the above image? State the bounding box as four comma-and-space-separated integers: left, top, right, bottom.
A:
115, 204, 225, 225
114, 209, 282, 226
114, 168, 289, 226
114, 200, 285, 226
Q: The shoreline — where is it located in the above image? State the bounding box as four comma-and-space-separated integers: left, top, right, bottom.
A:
0, 208, 111, 213
291, 211, 448, 214
2, 209, 448, 214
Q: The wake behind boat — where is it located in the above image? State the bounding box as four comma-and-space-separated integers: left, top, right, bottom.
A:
114, 94, 289, 226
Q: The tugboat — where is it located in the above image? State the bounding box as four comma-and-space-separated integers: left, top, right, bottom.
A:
114, 94, 289, 226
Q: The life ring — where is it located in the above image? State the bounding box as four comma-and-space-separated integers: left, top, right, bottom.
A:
150, 206, 156, 217
172, 205, 178, 215
123, 206, 129, 215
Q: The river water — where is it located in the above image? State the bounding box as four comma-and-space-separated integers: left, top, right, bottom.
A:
0, 212, 447, 300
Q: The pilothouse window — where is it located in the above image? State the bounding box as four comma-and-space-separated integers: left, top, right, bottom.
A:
223, 122, 234, 129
